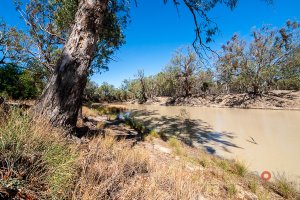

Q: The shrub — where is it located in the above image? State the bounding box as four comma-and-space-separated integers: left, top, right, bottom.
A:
0, 64, 45, 100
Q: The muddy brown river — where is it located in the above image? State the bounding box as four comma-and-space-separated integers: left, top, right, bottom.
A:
110, 104, 300, 182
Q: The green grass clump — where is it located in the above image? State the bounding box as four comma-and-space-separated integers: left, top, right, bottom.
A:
273, 174, 298, 199
248, 180, 258, 194
145, 129, 160, 141
0, 109, 77, 199
226, 183, 237, 197
168, 137, 185, 155
231, 160, 247, 177
217, 159, 230, 171
199, 159, 210, 168
124, 115, 148, 136
149, 130, 160, 138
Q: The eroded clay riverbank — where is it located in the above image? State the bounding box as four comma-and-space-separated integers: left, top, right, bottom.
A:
124, 90, 300, 111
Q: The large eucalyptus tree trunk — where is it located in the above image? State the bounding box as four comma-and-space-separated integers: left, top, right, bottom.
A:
33, 0, 108, 128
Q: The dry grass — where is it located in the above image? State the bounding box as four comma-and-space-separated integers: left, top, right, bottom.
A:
72, 136, 209, 200
82, 106, 99, 117
72, 136, 149, 200
0, 108, 77, 199
230, 160, 248, 177
272, 174, 299, 199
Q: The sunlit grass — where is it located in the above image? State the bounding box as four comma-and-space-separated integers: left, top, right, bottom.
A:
231, 160, 248, 177
0, 109, 77, 199
226, 183, 237, 197
168, 137, 186, 156
272, 174, 298, 199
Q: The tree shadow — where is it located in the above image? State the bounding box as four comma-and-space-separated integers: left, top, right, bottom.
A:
129, 108, 243, 155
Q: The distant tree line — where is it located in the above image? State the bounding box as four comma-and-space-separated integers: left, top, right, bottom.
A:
1, 21, 299, 102
217, 21, 300, 94
84, 21, 299, 103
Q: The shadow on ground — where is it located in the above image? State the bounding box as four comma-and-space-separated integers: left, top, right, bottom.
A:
129, 108, 243, 155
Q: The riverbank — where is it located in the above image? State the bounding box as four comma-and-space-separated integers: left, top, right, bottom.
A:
107, 103, 300, 180
126, 90, 300, 111
2, 104, 299, 199
78, 106, 300, 199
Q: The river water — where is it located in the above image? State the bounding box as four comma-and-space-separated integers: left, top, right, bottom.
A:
110, 104, 300, 182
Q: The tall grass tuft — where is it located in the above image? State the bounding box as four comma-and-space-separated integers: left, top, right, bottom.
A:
0, 108, 77, 199
231, 160, 248, 177
272, 174, 298, 199
168, 137, 186, 156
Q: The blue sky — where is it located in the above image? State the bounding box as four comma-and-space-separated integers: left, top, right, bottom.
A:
1, 0, 299, 87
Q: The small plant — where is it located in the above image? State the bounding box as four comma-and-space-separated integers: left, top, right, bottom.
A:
168, 137, 185, 155
107, 113, 117, 120
124, 114, 149, 136
231, 160, 247, 177
257, 191, 270, 200
273, 174, 297, 199
226, 183, 237, 197
146, 129, 160, 141
248, 180, 258, 194
217, 159, 230, 171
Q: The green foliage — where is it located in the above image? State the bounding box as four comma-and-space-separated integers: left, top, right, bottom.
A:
0, 64, 21, 99
170, 47, 200, 97
83, 80, 100, 102
0, 20, 30, 67
97, 82, 117, 102
0, 64, 45, 99
52, 0, 79, 33
88, 21, 299, 103
10, 0, 129, 74
148, 129, 160, 139
217, 21, 300, 93
277, 48, 300, 90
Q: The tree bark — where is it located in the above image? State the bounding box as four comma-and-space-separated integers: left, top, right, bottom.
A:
33, 0, 108, 128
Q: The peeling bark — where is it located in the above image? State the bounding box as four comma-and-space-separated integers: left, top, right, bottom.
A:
33, 0, 108, 128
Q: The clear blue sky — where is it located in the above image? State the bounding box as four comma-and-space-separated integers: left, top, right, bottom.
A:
1, 0, 299, 87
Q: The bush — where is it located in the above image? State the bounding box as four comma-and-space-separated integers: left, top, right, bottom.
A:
0, 64, 45, 100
